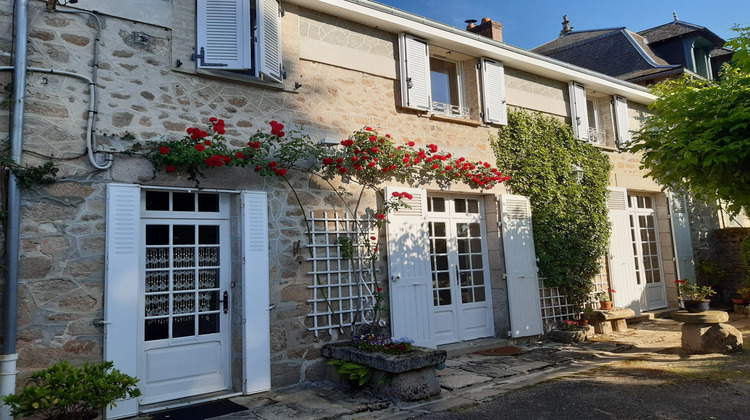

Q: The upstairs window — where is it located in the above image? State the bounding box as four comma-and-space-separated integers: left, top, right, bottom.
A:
399, 34, 507, 124
570, 83, 631, 148
196, 0, 283, 83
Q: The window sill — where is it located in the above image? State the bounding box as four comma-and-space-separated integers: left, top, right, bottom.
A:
173, 66, 299, 93
426, 113, 483, 127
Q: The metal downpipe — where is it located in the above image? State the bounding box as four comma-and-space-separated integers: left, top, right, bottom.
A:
1, 0, 29, 417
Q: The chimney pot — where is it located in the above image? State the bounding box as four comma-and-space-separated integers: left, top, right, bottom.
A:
466, 17, 503, 43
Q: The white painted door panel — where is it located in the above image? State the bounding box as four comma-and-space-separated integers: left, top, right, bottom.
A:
500, 194, 543, 338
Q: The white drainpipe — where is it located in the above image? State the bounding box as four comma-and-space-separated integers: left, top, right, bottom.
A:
1, 0, 29, 418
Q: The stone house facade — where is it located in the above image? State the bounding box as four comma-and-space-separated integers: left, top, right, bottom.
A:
0, 0, 695, 417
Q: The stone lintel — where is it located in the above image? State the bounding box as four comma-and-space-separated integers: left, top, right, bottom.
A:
322, 344, 447, 374
671, 310, 729, 324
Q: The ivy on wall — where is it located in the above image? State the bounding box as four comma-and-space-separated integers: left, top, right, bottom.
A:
491, 109, 612, 308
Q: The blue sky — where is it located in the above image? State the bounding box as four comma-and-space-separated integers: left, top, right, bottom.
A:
374, 0, 749, 49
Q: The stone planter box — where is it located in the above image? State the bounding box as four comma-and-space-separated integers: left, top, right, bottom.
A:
322, 343, 447, 401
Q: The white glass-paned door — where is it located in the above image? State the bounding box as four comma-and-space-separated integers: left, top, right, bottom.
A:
427, 196, 494, 345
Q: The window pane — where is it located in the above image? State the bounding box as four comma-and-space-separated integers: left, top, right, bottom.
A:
586, 99, 596, 128
145, 318, 168, 341
146, 225, 169, 245
173, 225, 195, 245
431, 197, 446, 213
145, 191, 169, 211
198, 193, 220, 212
199, 225, 220, 244
467, 200, 479, 214
474, 286, 486, 302
173, 192, 195, 211
432, 222, 446, 237
434, 238, 447, 254
173, 315, 195, 338
430, 57, 459, 106
455, 199, 466, 213
199, 314, 219, 335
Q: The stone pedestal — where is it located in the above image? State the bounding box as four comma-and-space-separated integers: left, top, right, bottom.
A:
590, 307, 636, 335
322, 343, 447, 401
672, 310, 743, 353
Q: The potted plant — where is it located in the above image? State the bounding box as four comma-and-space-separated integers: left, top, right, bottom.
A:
675, 280, 716, 313
732, 287, 750, 305
578, 306, 596, 326
596, 290, 615, 310
2, 361, 140, 420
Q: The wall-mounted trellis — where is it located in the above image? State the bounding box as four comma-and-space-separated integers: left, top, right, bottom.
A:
306, 211, 379, 337
539, 258, 611, 328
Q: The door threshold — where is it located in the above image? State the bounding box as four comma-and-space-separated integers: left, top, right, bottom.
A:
139, 390, 243, 414
438, 336, 511, 357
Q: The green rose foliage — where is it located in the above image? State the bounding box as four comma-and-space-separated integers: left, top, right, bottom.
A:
491, 109, 611, 306
629, 26, 750, 215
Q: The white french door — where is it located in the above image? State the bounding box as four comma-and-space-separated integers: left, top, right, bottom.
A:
628, 194, 667, 310
138, 190, 232, 405
427, 196, 494, 345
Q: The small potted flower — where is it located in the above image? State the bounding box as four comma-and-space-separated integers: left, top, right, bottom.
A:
675, 280, 716, 313
596, 290, 615, 310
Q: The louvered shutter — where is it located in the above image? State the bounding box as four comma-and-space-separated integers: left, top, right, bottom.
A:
613, 96, 631, 147
241, 191, 271, 394
668, 192, 696, 282
104, 184, 141, 419
606, 187, 643, 315
568, 82, 589, 141
398, 34, 431, 111
258, 0, 283, 82
386, 187, 435, 348
500, 194, 543, 338
196, 0, 252, 69
480, 58, 508, 125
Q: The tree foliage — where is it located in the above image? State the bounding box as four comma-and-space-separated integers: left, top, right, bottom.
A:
491, 109, 612, 307
629, 26, 750, 215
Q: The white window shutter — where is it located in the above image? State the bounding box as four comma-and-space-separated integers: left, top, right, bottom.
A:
258, 0, 283, 82
499, 194, 543, 338
398, 34, 431, 111
568, 82, 589, 141
385, 186, 435, 348
241, 191, 271, 394
614, 96, 631, 147
196, 0, 252, 70
668, 192, 696, 282
480, 58, 507, 125
104, 184, 141, 419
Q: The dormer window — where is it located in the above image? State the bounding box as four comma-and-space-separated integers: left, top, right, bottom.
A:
690, 37, 714, 79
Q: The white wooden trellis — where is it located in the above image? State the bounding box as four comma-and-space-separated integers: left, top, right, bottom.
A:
538, 258, 612, 329
306, 211, 378, 337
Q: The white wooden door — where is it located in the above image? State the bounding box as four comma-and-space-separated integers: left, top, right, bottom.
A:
500, 194, 543, 338
386, 187, 435, 348
668, 192, 696, 282
427, 196, 494, 345
138, 191, 232, 405
629, 194, 667, 310
607, 187, 643, 315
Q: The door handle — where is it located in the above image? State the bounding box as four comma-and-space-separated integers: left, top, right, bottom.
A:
220, 291, 229, 314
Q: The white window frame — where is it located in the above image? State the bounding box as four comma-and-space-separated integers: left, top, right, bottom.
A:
429, 55, 469, 119
196, 0, 283, 83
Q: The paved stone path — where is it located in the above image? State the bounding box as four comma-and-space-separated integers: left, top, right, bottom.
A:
140, 314, 750, 419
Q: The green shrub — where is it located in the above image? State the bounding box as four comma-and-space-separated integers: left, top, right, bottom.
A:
327, 359, 372, 386
2, 361, 141, 420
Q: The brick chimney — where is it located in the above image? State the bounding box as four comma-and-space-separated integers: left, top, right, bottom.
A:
466, 17, 503, 43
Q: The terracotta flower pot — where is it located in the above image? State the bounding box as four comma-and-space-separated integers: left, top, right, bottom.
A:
683, 300, 710, 313
599, 300, 613, 310
577, 319, 589, 326
731, 298, 749, 305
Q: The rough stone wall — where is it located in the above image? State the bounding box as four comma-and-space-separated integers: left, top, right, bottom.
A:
298, 8, 395, 58
706, 228, 750, 303
0, 0, 661, 390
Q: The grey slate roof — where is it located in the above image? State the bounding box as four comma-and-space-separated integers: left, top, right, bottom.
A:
531, 20, 730, 83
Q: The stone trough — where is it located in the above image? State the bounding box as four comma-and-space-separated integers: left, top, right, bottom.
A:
322, 343, 447, 401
